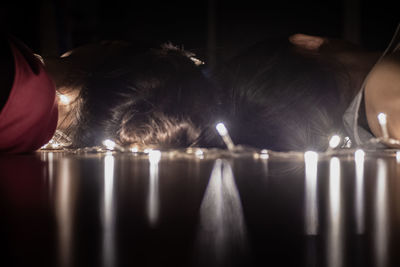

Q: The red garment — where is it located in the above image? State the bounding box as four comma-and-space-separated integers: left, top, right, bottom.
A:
0, 41, 58, 153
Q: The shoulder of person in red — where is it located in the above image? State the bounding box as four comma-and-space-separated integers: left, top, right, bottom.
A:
0, 35, 58, 153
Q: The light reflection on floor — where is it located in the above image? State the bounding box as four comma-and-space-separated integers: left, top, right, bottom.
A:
103, 154, 116, 267
304, 151, 319, 235
374, 159, 389, 267
354, 149, 365, 235
27, 150, 400, 267
147, 150, 161, 227
327, 157, 343, 267
56, 158, 75, 267
195, 159, 248, 266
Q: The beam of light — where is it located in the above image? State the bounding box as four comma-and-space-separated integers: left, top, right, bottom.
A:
103, 154, 115, 267
355, 149, 365, 235
55, 158, 74, 267
195, 159, 248, 265
377, 113, 389, 139
215, 122, 235, 151
374, 159, 389, 267
147, 150, 161, 227
329, 135, 341, 149
304, 151, 319, 235
327, 157, 343, 267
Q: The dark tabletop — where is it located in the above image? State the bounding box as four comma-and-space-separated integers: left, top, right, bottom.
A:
0, 148, 399, 267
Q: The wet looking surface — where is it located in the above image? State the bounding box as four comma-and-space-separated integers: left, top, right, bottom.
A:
1, 149, 400, 267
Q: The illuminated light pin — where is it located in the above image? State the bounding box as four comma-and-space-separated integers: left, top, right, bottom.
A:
103, 139, 116, 150
144, 148, 153, 154
378, 113, 389, 139
260, 149, 269, 160
195, 149, 204, 158
329, 135, 341, 149
396, 151, 400, 163
215, 122, 235, 151
58, 94, 70, 105
130, 147, 139, 153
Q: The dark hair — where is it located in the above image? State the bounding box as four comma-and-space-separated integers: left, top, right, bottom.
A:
62, 42, 220, 149
211, 36, 349, 151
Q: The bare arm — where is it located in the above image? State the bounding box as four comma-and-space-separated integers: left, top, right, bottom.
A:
364, 51, 400, 145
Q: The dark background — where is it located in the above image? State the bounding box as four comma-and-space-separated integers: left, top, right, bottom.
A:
1, 0, 398, 67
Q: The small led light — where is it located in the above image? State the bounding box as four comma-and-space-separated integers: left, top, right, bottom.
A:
260, 149, 269, 159
130, 147, 138, 153
377, 113, 389, 139
52, 143, 60, 149
329, 135, 341, 149
378, 113, 387, 124
396, 151, 400, 163
58, 94, 70, 105
195, 149, 204, 157
215, 122, 235, 151
144, 148, 152, 154
149, 150, 161, 164
103, 139, 116, 150
216, 122, 228, 136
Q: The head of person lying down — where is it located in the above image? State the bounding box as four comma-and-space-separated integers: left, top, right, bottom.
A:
45, 41, 221, 149
211, 33, 380, 151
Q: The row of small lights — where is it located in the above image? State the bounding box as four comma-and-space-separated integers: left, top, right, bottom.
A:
41, 93, 400, 161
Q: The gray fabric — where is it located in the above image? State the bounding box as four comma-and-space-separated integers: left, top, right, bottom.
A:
342, 23, 400, 148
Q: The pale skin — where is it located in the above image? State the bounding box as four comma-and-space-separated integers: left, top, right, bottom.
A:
364, 51, 400, 143
290, 34, 400, 148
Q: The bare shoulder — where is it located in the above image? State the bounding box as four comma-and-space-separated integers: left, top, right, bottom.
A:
364, 51, 400, 142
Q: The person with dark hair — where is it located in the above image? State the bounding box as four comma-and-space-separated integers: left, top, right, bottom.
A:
211, 24, 399, 151
0, 35, 221, 152
46, 41, 221, 150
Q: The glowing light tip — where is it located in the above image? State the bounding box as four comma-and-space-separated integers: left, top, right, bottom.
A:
329, 135, 341, 149
149, 150, 161, 164
304, 151, 318, 162
260, 149, 269, 159
144, 148, 152, 154
58, 94, 70, 105
396, 151, 400, 162
378, 113, 387, 124
195, 149, 204, 157
103, 139, 116, 150
216, 122, 228, 136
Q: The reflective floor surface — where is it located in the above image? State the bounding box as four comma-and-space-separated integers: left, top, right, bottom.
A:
1, 149, 400, 267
